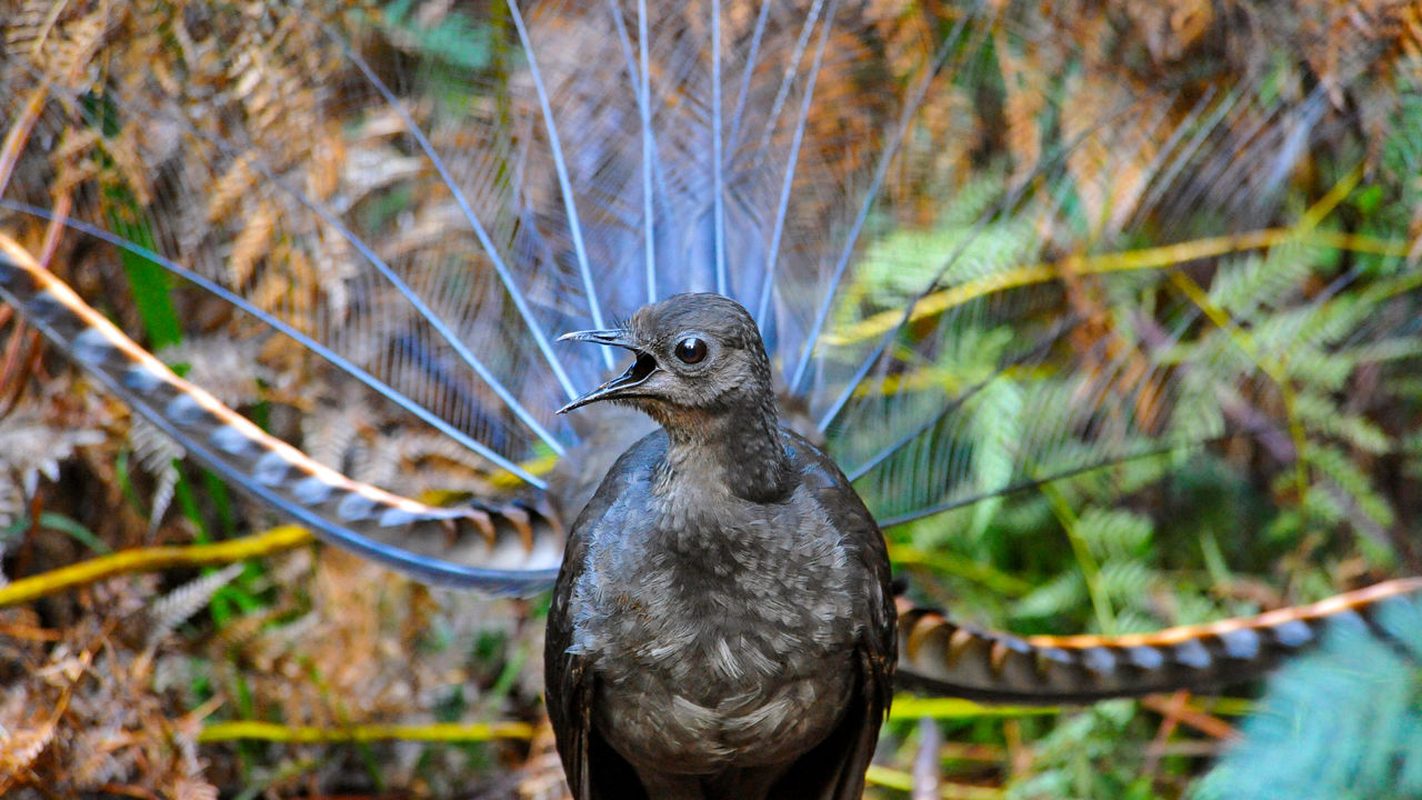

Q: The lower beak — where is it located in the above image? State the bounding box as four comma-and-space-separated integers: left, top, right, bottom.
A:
556, 329, 657, 414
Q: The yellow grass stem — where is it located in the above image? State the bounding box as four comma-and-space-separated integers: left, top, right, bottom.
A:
0, 525, 312, 607
889, 696, 1058, 720
197, 720, 535, 744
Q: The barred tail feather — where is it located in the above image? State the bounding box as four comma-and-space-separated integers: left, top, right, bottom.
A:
0, 236, 560, 595
897, 579, 1422, 703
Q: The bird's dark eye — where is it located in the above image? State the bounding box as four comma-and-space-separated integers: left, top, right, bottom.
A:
675, 337, 708, 364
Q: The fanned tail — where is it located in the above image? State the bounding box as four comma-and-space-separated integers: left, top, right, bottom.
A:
2, 0, 1419, 711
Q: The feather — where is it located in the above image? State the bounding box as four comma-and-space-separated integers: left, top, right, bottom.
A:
1, 0, 1419, 709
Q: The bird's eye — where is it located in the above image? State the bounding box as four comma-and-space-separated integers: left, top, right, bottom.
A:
674, 337, 708, 364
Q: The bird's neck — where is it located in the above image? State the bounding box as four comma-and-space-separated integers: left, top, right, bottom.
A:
657, 397, 792, 503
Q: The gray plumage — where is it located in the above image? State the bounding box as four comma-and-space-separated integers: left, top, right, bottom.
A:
547, 293, 896, 800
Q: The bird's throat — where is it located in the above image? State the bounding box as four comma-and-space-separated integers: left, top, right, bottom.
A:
658, 401, 792, 503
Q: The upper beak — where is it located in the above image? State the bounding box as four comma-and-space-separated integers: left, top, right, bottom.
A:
556, 328, 637, 349
556, 328, 657, 414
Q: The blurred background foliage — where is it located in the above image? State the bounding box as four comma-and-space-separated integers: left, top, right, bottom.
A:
0, 0, 1420, 798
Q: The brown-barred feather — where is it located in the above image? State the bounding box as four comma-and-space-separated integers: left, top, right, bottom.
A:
0, 235, 563, 590
895, 578, 1422, 703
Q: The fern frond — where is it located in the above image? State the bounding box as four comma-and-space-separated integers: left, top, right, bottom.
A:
1193, 596, 1422, 800
125, 415, 183, 532
144, 562, 245, 649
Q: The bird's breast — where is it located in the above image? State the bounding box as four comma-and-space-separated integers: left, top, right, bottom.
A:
568, 481, 867, 771
594, 666, 854, 773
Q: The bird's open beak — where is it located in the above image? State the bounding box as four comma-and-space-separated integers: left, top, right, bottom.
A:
556, 329, 658, 414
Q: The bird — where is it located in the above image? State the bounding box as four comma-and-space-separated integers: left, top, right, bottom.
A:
546, 293, 895, 799
1, 0, 1420, 792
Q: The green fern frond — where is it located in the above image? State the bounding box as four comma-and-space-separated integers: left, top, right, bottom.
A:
1012, 570, 1087, 622
1293, 392, 1391, 455
1302, 442, 1398, 543
1077, 508, 1154, 561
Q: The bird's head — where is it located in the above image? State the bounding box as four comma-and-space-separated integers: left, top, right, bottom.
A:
556, 293, 774, 424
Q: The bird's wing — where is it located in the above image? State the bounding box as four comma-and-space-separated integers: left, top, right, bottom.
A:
543, 512, 604, 800
761, 640, 893, 800
542, 640, 650, 800
780, 431, 897, 800
543, 535, 584, 796
545, 434, 666, 800
791, 430, 900, 669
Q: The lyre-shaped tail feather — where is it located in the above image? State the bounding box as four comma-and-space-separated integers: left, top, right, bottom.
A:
897, 579, 1422, 703
0, 236, 560, 595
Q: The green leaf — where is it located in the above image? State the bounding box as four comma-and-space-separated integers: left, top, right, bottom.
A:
38, 512, 112, 555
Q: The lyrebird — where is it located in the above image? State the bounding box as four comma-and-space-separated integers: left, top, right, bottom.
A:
1, 0, 1419, 795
